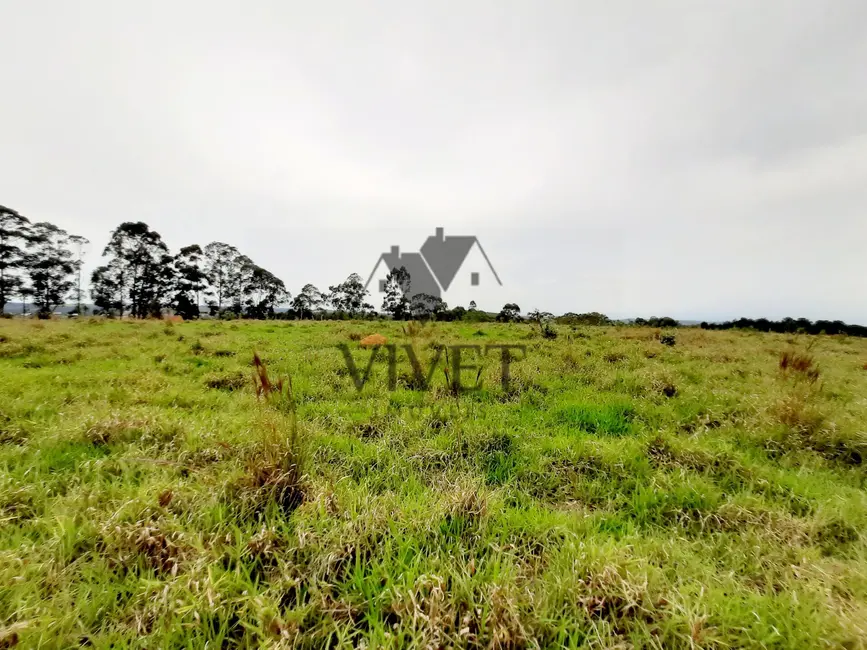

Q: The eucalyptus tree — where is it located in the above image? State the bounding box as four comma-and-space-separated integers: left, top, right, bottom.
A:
24, 222, 78, 316
0, 204, 31, 313
93, 222, 170, 317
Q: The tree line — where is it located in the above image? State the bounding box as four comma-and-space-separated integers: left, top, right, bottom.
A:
700, 317, 867, 338
0, 204, 88, 316
0, 209, 486, 321
2, 207, 866, 336
89, 222, 292, 319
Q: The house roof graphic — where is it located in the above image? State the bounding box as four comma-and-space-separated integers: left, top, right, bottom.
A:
365, 227, 502, 299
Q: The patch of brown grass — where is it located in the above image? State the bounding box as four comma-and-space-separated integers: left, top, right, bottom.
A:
359, 333, 388, 347
712, 503, 810, 546
575, 565, 665, 636
84, 415, 177, 447
204, 370, 247, 391
446, 484, 489, 522
779, 349, 820, 383
387, 574, 531, 650
648, 372, 678, 398
0, 622, 28, 648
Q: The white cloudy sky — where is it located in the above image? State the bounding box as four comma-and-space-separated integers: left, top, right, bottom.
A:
2, 1, 866, 320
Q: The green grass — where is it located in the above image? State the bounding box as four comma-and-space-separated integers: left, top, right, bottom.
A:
1, 318, 866, 648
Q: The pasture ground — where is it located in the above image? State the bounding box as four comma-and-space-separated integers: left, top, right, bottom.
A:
1, 318, 866, 648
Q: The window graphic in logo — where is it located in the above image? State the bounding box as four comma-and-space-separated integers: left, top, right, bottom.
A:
365, 227, 502, 307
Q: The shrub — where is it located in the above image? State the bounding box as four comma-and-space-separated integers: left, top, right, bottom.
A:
541, 323, 558, 339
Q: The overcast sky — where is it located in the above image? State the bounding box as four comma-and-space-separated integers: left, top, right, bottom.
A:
2, 1, 866, 321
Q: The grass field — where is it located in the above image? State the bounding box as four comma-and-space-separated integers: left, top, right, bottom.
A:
1, 318, 866, 648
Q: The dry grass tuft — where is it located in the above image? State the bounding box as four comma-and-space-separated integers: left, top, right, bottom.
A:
773, 391, 825, 434
0, 622, 29, 648
403, 320, 424, 337
245, 526, 284, 566
388, 575, 451, 647
157, 490, 174, 508
102, 520, 189, 576
252, 352, 291, 402
446, 484, 489, 522
386, 577, 529, 649
772, 346, 828, 442
232, 355, 306, 517
228, 416, 305, 519
488, 585, 529, 649
243, 448, 305, 516
779, 349, 820, 383
576, 566, 663, 634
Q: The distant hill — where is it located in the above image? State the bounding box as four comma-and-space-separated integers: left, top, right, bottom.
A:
3, 302, 91, 315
